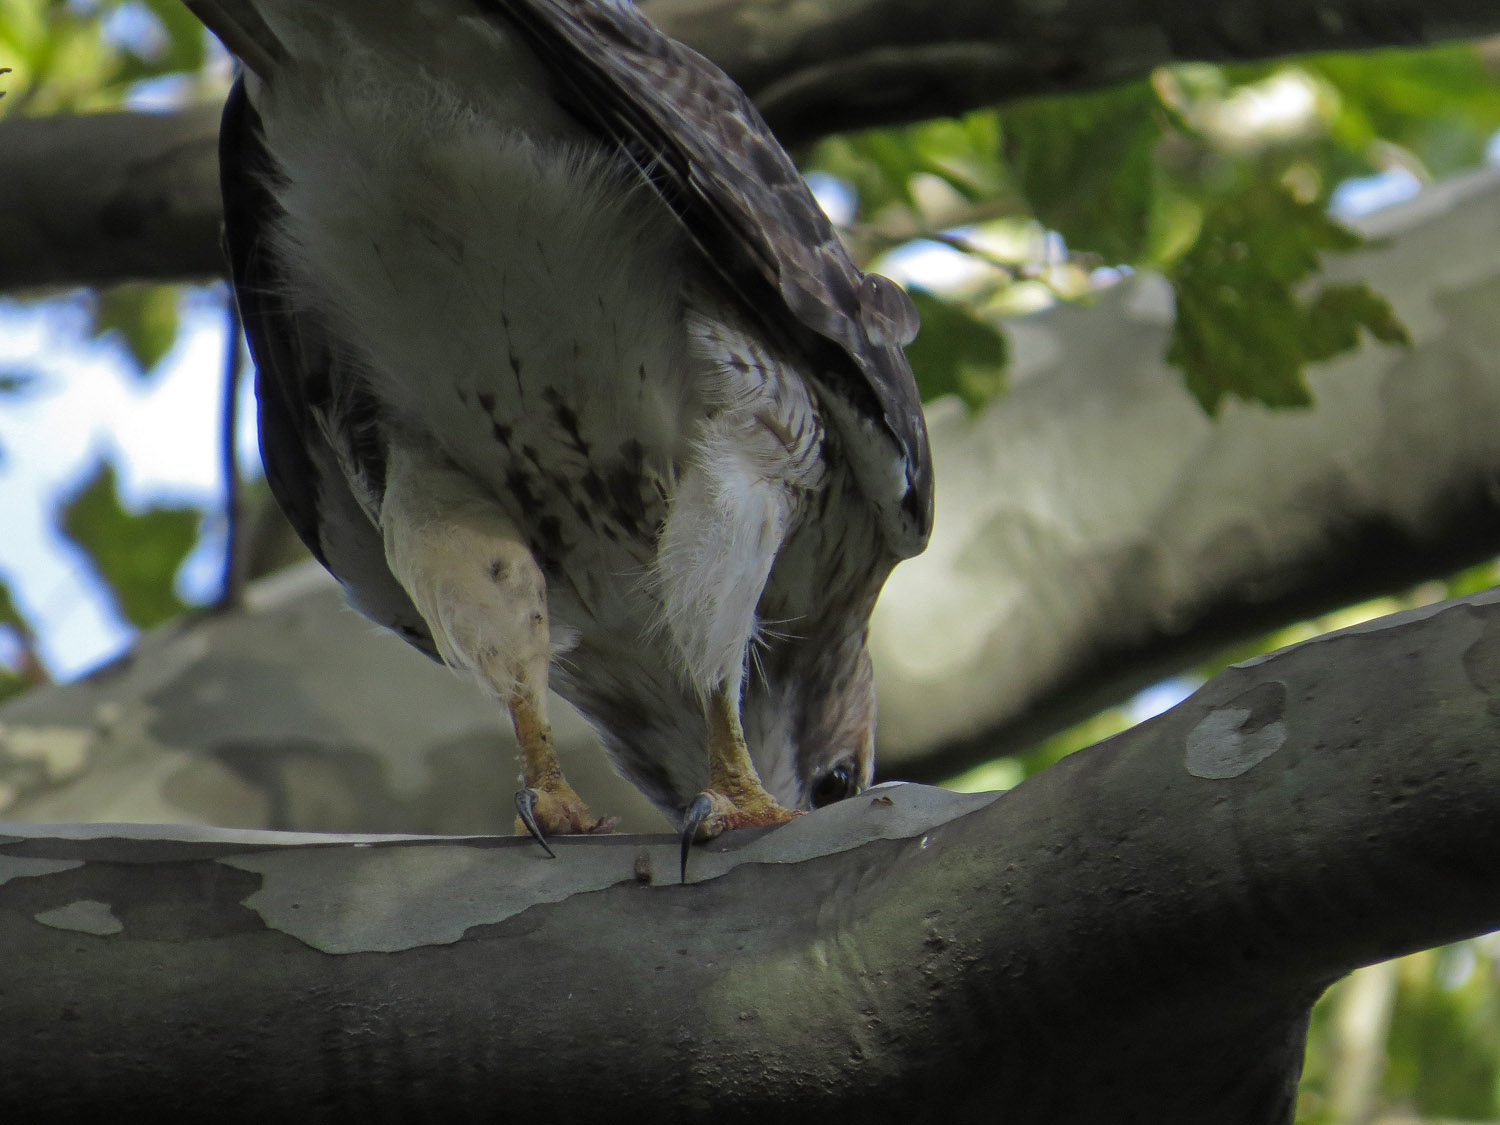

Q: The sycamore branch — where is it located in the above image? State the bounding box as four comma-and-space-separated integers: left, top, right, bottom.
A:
874, 167, 1500, 776
3, 0, 1500, 291
651, 0, 1500, 142
0, 105, 223, 292
4, 589, 1496, 1121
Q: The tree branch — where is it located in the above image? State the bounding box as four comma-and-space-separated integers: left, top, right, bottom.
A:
4, 589, 1497, 1121
6, 172, 1500, 818
5, 0, 1500, 291
648, 0, 1500, 143
873, 167, 1500, 776
0, 105, 223, 292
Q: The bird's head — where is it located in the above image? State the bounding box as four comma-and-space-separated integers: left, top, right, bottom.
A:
743, 626, 877, 813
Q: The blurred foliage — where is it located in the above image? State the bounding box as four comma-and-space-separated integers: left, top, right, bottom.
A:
902, 287, 1007, 412
0, 579, 36, 702
1298, 943, 1500, 1124
1, 0, 215, 372
1168, 186, 1411, 411
58, 459, 200, 628
0, 370, 34, 394
91, 283, 182, 377
812, 41, 1500, 414
0, 362, 38, 465
0, 0, 209, 115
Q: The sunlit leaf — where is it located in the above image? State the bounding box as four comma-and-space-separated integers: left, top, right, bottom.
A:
810, 112, 1012, 222
0, 0, 212, 114
1311, 45, 1500, 177
59, 460, 199, 628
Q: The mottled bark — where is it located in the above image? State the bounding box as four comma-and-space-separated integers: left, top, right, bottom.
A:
874, 167, 1500, 775
7, 172, 1500, 824
4, 590, 1498, 1122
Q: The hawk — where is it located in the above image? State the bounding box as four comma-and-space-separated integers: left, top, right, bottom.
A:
187, 0, 933, 871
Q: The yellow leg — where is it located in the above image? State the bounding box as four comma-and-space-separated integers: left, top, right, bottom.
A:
378, 445, 615, 850
688, 683, 800, 842
510, 686, 616, 840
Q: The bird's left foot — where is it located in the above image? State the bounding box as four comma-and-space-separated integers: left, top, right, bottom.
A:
679, 790, 800, 882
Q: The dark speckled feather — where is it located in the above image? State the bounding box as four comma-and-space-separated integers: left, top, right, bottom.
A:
484, 0, 933, 557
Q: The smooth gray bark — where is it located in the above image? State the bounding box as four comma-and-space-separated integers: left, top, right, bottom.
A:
4, 589, 1498, 1122
874, 166, 1500, 776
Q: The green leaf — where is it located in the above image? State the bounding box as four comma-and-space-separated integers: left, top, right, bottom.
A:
0, 669, 25, 703
0, 579, 37, 702
1001, 80, 1165, 263
0, 578, 27, 633
140, 0, 208, 74
1166, 181, 1407, 413
93, 283, 180, 376
904, 289, 1008, 412
1385, 945, 1500, 1118
59, 460, 200, 629
1311, 45, 1500, 178
1304, 282, 1411, 361
810, 112, 1011, 222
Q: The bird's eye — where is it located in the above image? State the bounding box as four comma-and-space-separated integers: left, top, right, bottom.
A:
810, 758, 859, 808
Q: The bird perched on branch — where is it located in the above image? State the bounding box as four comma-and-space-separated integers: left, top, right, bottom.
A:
187, 0, 932, 874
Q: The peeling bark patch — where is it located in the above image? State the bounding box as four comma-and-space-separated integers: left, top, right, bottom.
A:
34, 899, 122, 936
221, 843, 640, 954
1185, 683, 1288, 779
0, 855, 82, 885
214, 784, 991, 952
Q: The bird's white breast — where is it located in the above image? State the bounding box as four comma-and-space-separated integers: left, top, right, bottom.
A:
252, 7, 698, 631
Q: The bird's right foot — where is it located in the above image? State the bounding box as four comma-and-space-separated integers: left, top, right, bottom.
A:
679, 790, 799, 883
514, 785, 618, 858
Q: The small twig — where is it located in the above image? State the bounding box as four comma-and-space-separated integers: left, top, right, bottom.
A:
10, 621, 52, 689
213, 284, 249, 611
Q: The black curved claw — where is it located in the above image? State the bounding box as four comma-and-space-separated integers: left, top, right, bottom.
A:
679, 793, 715, 884
515, 789, 556, 859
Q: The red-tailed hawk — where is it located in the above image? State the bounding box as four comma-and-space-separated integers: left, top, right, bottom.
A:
188, 0, 932, 876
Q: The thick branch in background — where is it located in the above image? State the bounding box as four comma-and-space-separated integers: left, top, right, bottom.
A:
4, 591, 1497, 1122
0, 564, 664, 833
5, 169, 1500, 829
0, 104, 223, 291
4, 0, 1500, 290
873, 166, 1500, 777
648, 0, 1500, 141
